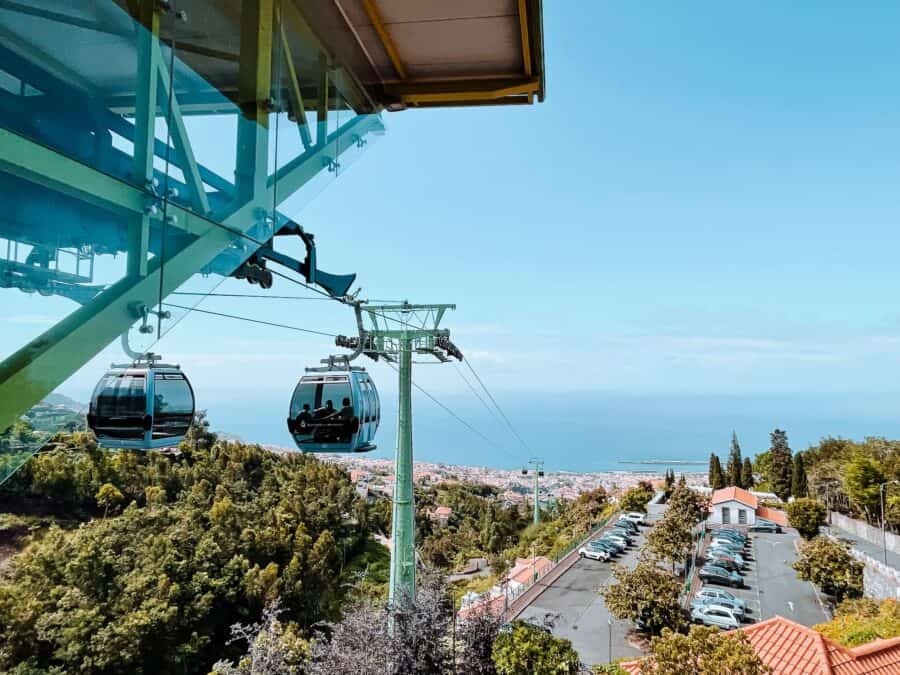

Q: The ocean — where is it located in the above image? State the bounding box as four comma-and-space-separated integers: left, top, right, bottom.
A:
201, 390, 900, 473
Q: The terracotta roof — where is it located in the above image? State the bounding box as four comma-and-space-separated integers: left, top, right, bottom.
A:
619, 616, 900, 675
457, 594, 506, 621
711, 486, 759, 509
757, 505, 789, 527
507, 556, 552, 586
433, 506, 452, 517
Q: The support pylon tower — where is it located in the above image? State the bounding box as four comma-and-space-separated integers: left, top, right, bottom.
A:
340, 302, 461, 605
525, 457, 544, 524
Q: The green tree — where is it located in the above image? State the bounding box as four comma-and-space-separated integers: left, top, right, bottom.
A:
708, 453, 725, 490
666, 484, 708, 524
491, 621, 581, 675
602, 560, 688, 636
793, 536, 864, 602
727, 432, 743, 487
664, 469, 675, 496
646, 513, 693, 575
815, 598, 900, 647
768, 429, 793, 501
791, 453, 808, 498
741, 458, 754, 489
843, 452, 886, 521
786, 498, 826, 539
639, 626, 772, 675
95, 482, 124, 518
619, 485, 654, 514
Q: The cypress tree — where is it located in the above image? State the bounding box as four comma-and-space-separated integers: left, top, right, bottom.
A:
791, 452, 808, 498
726, 431, 743, 487
741, 457, 754, 488
769, 428, 793, 501
708, 453, 725, 490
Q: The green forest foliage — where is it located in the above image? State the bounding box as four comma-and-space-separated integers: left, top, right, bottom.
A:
0, 429, 383, 675
797, 437, 900, 527
815, 599, 900, 647
414, 482, 530, 570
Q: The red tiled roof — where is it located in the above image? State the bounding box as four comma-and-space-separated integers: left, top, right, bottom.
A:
457, 594, 506, 621
757, 505, 788, 527
433, 506, 452, 517
711, 486, 759, 509
507, 556, 552, 585
619, 617, 900, 675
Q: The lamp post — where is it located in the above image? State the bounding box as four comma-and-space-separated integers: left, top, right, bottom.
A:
880, 480, 900, 566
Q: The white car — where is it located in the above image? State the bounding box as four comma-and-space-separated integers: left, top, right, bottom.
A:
623, 512, 646, 525
579, 546, 610, 561
691, 604, 741, 630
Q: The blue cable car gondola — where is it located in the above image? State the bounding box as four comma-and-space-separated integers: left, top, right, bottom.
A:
87, 356, 195, 450
287, 365, 379, 453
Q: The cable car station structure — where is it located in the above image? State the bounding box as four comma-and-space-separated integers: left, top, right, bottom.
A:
0, 0, 545, 605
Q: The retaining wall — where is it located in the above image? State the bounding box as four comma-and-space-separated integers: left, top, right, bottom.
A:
848, 549, 900, 601
830, 512, 899, 556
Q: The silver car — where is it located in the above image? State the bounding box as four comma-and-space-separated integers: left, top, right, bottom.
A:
690, 595, 745, 617
691, 604, 740, 630
695, 588, 747, 611
579, 546, 610, 561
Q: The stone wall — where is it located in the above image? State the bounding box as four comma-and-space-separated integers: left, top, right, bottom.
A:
830, 512, 900, 556
848, 549, 900, 601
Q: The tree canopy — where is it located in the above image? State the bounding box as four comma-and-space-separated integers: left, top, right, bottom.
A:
639, 626, 771, 675
602, 559, 688, 636
491, 621, 581, 675
793, 536, 863, 602
786, 498, 826, 540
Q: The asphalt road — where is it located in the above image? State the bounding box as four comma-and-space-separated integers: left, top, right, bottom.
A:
719, 529, 830, 627
516, 504, 666, 666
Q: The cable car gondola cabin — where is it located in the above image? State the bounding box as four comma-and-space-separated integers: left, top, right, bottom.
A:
87, 362, 195, 450
287, 368, 379, 453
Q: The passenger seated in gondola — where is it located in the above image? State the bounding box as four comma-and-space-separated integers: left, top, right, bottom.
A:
313, 400, 337, 441
296, 404, 313, 430
338, 397, 355, 441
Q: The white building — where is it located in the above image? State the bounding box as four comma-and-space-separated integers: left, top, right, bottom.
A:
707, 486, 788, 528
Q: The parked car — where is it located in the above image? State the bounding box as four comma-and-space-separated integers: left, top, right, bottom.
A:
691, 604, 741, 630
699, 564, 743, 588
600, 534, 628, 551
614, 519, 639, 534
694, 588, 747, 612
706, 546, 747, 567
597, 537, 626, 553
713, 530, 749, 544
579, 545, 610, 561
609, 528, 635, 542
710, 538, 747, 552
588, 540, 620, 556
623, 512, 646, 525
691, 595, 745, 617
602, 534, 630, 548
750, 520, 782, 533
704, 553, 742, 572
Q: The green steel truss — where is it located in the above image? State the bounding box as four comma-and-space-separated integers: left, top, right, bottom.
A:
0, 0, 384, 434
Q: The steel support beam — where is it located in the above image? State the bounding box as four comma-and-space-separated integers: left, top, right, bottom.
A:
0, 112, 383, 434
129, 0, 160, 278
389, 336, 415, 604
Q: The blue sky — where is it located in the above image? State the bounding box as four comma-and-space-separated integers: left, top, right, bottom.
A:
6, 2, 900, 467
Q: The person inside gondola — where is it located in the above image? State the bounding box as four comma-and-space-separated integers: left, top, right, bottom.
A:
338, 397, 355, 441
297, 404, 312, 430
313, 400, 337, 441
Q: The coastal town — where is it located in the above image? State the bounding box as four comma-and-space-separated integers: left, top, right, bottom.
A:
313, 452, 707, 504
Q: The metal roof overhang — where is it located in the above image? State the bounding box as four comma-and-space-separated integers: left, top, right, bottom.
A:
303, 0, 546, 110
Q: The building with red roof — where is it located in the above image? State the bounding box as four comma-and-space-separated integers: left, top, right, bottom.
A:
708, 486, 787, 527
619, 615, 900, 674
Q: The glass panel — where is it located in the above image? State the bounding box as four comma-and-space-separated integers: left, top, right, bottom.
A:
153, 374, 193, 415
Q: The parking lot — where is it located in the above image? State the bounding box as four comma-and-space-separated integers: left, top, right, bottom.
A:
697, 528, 830, 627
515, 504, 665, 665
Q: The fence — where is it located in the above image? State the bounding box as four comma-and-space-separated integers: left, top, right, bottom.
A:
458, 514, 615, 620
